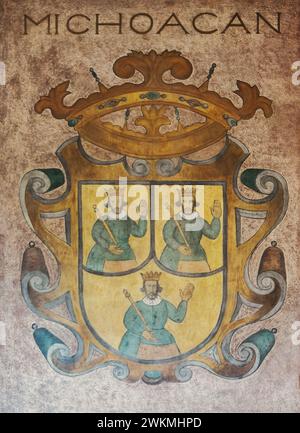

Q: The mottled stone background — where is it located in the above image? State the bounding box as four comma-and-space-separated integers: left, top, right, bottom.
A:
0, 0, 299, 413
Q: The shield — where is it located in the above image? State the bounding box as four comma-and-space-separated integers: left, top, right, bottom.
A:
20, 50, 287, 383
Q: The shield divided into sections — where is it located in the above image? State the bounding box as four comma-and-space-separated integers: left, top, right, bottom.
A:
79, 181, 226, 367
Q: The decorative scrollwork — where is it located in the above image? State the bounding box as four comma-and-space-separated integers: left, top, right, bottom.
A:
113, 49, 193, 86
176, 328, 276, 381
234, 80, 273, 120
124, 157, 150, 176
156, 158, 182, 176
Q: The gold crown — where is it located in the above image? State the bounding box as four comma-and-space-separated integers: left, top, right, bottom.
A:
141, 271, 162, 282
35, 50, 273, 159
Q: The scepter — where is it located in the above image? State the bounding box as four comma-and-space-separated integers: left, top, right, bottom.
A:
123, 289, 157, 342
93, 204, 118, 246
174, 218, 190, 249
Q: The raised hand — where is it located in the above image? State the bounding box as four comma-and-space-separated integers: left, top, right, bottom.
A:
180, 283, 195, 301
211, 200, 222, 218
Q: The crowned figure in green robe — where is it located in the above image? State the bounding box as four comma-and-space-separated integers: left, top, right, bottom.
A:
160, 192, 222, 273
86, 191, 147, 273
119, 271, 194, 360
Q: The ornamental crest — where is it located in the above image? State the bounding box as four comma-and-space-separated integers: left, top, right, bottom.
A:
20, 50, 287, 383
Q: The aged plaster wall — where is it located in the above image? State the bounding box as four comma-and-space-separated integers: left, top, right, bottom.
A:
0, 0, 299, 412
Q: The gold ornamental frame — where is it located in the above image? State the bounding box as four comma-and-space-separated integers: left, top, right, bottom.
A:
20, 51, 287, 383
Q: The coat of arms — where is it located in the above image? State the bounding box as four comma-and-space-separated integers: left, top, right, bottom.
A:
20, 50, 288, 384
